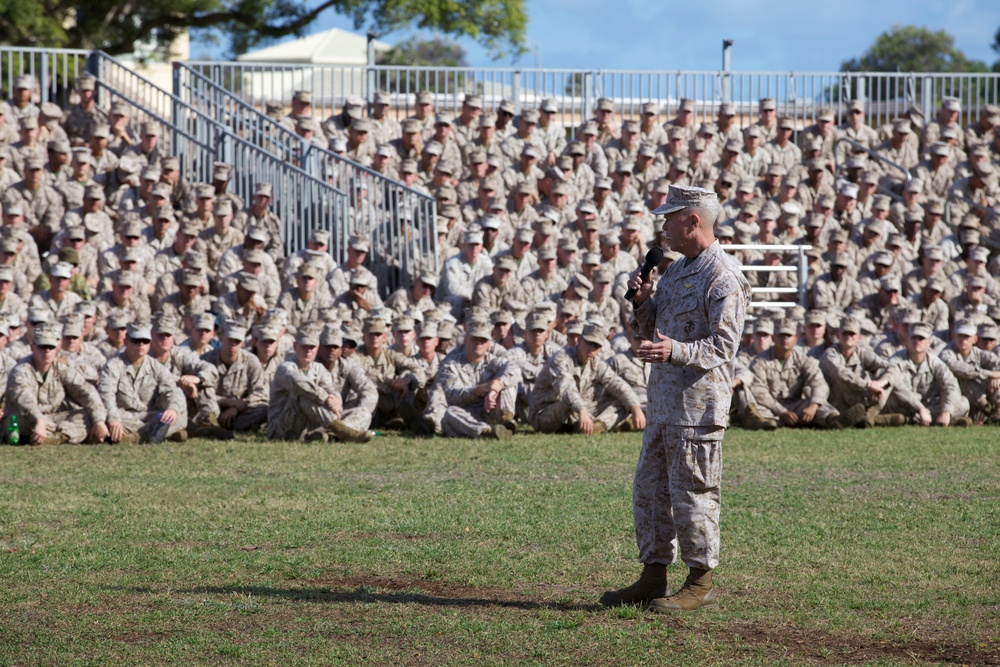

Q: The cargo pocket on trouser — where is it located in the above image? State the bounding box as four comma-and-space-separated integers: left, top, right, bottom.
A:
670, 426, 724, 570
675, 427, 723, 492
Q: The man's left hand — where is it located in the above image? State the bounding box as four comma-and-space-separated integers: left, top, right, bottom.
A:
219, 407, 239, 428
637, 329, 672, 364
800, 403, 819, 424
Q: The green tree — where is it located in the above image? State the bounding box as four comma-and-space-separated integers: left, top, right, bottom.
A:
375, 37, 470, 94
0, 0, 527, 60
835, 25, 991, 104
841, 24, 987, 73
992, 26, 1000, 72
377, 37, 468, 67
564, 72, 585, 96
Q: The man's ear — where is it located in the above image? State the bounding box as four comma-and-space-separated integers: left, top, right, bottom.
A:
687, 211, 702, 232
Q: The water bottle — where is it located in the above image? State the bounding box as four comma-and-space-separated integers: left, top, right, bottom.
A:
148, 413, 170, 443
7, 415, 19, 445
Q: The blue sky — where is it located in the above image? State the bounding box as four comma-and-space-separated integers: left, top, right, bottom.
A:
195, 0, 1000, 72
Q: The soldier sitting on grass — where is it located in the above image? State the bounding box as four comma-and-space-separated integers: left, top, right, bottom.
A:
886, 321, 972, 427
939, 319, 1000, 424
436, 317, 520, 440
529, 323, 645, 434
749, 319, 866, 429
98, 321, 187, 444
819, 316, 905, 428
6, 321, 108, 444
201, 320, 270, 435
315, 323, 378, 436
267, 323, 372, 443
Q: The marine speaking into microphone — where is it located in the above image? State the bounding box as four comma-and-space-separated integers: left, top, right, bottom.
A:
623, 246, 664, 301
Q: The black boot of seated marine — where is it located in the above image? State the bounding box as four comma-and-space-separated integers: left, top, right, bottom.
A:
599, 563, 667, 608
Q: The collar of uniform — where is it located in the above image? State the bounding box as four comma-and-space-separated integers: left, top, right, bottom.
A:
673, 239, 721, 279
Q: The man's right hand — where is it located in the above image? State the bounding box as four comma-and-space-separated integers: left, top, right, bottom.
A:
626, 267, 654, 305
325, 393, 343, 417
90, 422, 109, 443
108, 421, 125, 442
31, 421, 48, 444
578, 409, 594, 434
780, 411, 799, 426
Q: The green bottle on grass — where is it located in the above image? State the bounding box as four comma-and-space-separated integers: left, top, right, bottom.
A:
8, 415, 20, 445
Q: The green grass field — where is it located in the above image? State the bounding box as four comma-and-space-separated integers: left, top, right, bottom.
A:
1, 427, 997, 666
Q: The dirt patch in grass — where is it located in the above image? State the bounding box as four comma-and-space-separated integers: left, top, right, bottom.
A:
730, 622, 999, 666
37, 577, 996, 665
113, 630, 176, 646
352, 532, 435, 541
291, 574, 997, 665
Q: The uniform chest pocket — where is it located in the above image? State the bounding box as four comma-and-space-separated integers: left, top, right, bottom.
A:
667, 293, 706, 341
675, 294, 700, 315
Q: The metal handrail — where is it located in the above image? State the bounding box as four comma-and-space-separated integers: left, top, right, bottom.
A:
174, 61, 440, 290
190, 60, 1000, 146
833, 136, 913, 186
721, 243, 813, 308
176, 62, 436, 200
91, 51, 351, 262
0, 47, 90, 107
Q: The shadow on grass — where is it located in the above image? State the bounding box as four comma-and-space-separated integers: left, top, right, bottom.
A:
120, 584, 602, 613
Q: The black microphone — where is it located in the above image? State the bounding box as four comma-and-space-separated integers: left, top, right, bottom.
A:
624, 246, 664, 301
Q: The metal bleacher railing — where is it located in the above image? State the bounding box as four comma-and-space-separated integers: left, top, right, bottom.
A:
185, 61, 1000, 143
7, 49, 1000, 307
1, 47, 452, 294
0, 47, 91, 105
723, 244, 812, 310
94, 52, 355, 258
172, 62, 439, 293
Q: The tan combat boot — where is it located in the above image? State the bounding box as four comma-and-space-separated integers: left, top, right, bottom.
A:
951, 416, 973, 427
328, 420, 372, 443
116, 432, 142, 445
861, 404, 881, 428
303, 428, 329, 443
874, 413, 906, 426
826, 403, 867, 429
743, 404, 777, 431
500, 411, 518, 434
190, 414, 234, 440
648, 567, 717, 612
489, 424, 513, 441
599, 563, 667, 608
613, 414, 638, 432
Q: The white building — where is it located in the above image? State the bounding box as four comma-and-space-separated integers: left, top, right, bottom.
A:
236, 28, 392, 108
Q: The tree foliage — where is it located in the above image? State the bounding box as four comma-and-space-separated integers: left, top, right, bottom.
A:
992, 26, 1000, 72
376, 37, 468, 67
841, 24, 987, 73
0, 0, 527, 60
375, 37, 469, 94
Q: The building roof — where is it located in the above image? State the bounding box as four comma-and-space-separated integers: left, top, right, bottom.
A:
237, 28, 391, 65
